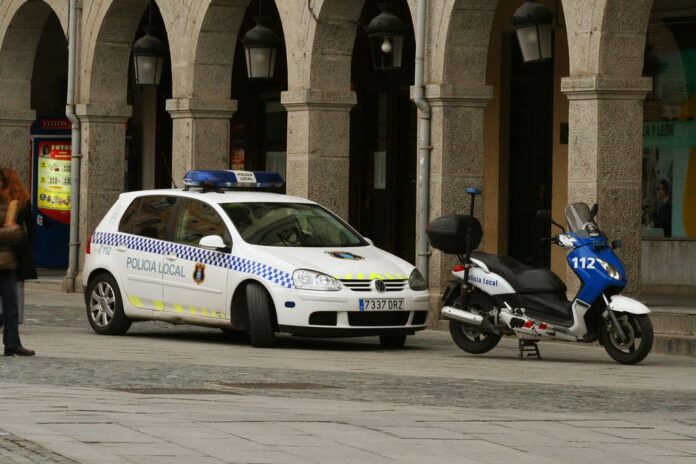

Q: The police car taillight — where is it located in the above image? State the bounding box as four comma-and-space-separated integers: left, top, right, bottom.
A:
85, 234, 93, 254
182, 170, 284, 192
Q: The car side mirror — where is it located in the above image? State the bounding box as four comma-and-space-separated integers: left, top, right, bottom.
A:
364, 237, 374, 246
611, 239, 622, 250
199, 235, 227, 250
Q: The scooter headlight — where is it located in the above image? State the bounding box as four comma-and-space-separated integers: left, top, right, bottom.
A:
597, 259, 621, 280
292, 269, 342, 291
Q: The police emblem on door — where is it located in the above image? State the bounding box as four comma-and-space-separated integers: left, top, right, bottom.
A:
193, 263, 205, 285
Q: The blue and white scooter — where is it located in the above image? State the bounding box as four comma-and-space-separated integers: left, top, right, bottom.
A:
426, 188, 653, 364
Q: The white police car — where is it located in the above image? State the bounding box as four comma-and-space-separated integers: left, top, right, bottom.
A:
83, 170, 430, 348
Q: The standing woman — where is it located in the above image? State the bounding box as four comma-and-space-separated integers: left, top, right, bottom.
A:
0, 168, 35, 356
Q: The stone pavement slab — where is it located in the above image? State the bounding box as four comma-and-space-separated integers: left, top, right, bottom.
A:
1, 288, 695, 463
1, 383, 696, 464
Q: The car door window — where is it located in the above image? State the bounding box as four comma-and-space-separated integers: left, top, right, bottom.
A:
119, 196, 177, 239
172, 199, 229, 246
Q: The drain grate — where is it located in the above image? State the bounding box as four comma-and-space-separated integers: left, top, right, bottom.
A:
0, 430, 78, 463
116, 388, 229, 395
114, 383, 334, 395
217, 382, 333, 390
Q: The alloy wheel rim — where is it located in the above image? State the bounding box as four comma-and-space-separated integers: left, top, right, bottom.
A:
90, 282, 116, 327
459, 305, 488, 340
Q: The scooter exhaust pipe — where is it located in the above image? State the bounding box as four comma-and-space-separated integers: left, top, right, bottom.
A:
441, 306, 484, 326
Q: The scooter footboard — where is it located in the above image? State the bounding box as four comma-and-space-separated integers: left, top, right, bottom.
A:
609, 295, 650, 315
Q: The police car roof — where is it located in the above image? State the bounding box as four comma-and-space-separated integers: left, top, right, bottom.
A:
119, 188, 315, 205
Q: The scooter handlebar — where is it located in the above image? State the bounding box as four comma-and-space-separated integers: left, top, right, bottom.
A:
540, 235, 560, 244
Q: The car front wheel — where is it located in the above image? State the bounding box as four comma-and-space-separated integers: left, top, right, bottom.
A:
246, 283, 276, 348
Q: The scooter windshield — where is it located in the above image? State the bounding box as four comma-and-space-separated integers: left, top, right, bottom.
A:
565, 202, 592, 233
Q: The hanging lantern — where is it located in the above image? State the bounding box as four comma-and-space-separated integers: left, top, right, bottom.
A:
366, 2, 406, 71
242, 15, 280, 80
131, 32, 166, 85
512, 0, 553, 63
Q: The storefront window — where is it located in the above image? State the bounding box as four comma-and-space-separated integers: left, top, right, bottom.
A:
643, 17, 696, 239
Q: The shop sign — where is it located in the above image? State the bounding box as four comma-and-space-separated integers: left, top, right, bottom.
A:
643, 120, 696, 148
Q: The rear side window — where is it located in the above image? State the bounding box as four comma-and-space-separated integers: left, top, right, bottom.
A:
172, 199, 229, 246
119, 195, 177, 239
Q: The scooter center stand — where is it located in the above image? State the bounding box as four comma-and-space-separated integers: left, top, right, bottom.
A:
518, 340, 542, 360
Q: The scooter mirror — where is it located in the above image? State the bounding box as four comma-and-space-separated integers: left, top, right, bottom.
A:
590, 203, 599, 220
536, 209, 551, 222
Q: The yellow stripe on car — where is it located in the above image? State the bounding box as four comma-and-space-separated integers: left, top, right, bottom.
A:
335, 272, 408, 280
128, 295, 226, 319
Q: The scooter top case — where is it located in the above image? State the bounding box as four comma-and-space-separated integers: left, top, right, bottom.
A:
426, 214, 483, 255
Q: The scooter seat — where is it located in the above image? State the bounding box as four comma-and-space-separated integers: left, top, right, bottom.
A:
471, 251, 567, 294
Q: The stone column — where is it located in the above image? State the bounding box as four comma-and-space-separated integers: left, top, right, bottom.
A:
424, 83, 493, 304
281, 90, 357, 220
0, 109, 36, 185
561, 76, 652, 294
166, 98, 238, 184
75, 103, 132, 276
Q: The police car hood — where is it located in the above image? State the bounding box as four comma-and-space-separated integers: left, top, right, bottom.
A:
253, 245, 415, 280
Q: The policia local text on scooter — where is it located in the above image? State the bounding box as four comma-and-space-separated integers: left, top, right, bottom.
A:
426, 188, 653, 365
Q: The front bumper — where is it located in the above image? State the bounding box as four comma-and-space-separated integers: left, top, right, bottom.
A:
269, 287, 431, 334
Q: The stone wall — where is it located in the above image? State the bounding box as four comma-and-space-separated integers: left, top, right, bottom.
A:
0, 0, 662, 299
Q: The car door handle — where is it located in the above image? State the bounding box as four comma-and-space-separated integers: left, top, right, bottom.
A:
166, 254, 178, 261
116, 245, 127, 252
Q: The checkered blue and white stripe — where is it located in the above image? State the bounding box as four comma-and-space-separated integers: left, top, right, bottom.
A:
92, 232, 294, 288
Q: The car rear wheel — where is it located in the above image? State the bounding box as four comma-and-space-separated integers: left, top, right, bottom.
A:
246, 283, 276, 348
86, 273, 131, 335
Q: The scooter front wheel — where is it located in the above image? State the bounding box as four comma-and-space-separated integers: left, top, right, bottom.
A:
446, 291, 501, 355
600, 313, 653, 365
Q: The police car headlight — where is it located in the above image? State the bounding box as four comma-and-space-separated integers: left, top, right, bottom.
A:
409, 269, 427, 291
293, 269, 342, 291
597, 259, 622, 280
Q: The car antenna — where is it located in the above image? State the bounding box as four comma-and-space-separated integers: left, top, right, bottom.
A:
159, 150, 178, 188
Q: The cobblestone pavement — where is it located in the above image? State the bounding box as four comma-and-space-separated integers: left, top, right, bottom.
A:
0, 288, 695, 463
0, 428, 79, 463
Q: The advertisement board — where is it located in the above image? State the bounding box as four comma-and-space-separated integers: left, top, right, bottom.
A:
31, 118, 72, 268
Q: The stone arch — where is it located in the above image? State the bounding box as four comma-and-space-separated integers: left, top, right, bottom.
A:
295, 0, 417, 92
300, 0, 365, 91
0, 0, 67, 113
562, 0, 652, 77
0, 0, 69, 182
184, 0, 252, 100
430, 0, 499, 87
81, 0, 176, 105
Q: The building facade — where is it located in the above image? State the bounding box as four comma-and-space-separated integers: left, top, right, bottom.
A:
1, 0, 694, 314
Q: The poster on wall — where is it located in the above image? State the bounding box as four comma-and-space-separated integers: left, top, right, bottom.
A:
643, 121, 696, 238
36, 140, 72, 223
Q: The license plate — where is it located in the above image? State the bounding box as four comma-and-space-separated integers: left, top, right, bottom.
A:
359, 299, 404, 311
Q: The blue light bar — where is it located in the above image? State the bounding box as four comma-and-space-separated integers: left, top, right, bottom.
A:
183, 170, 284, 190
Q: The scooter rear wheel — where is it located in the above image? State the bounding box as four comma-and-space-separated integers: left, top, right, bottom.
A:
446, 291, 501, 355
600, 313, 653, 365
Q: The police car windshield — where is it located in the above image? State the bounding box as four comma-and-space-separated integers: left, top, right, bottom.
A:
221, 202, 367, 247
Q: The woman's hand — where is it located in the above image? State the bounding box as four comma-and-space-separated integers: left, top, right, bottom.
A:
0, 224, 22, 245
